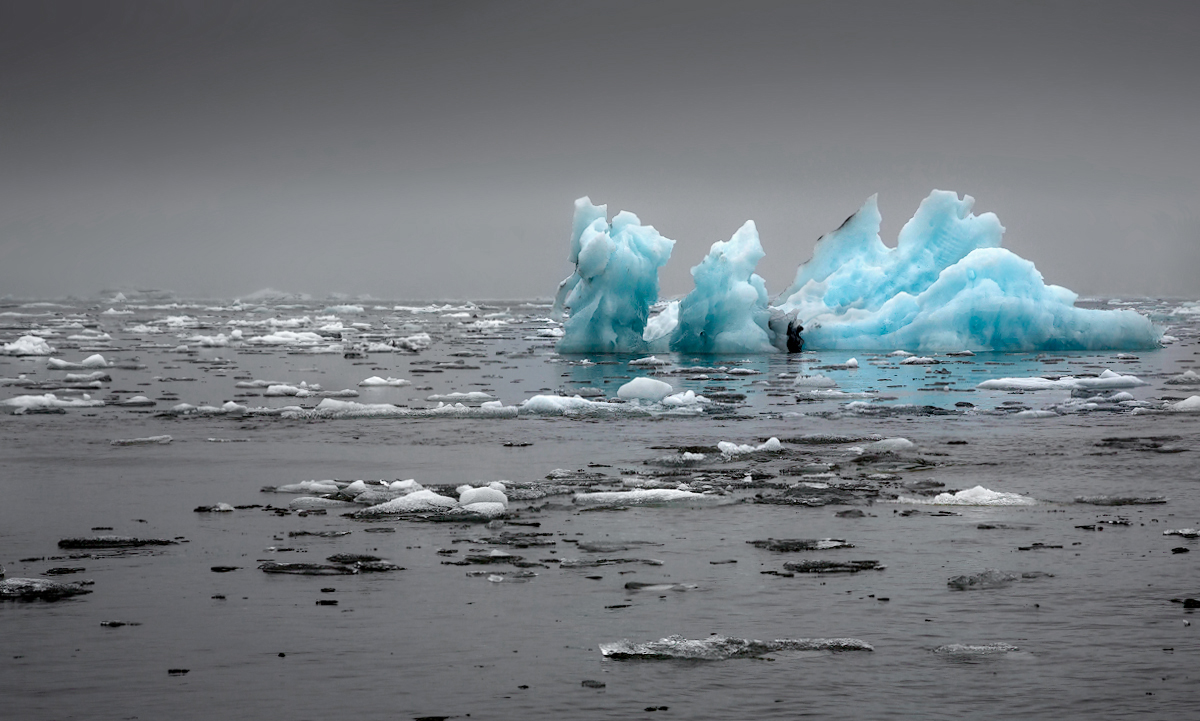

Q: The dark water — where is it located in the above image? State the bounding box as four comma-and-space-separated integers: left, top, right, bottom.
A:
2, 297, 1198, 720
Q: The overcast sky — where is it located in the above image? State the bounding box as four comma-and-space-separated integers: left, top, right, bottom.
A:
1, 0, 1197, 301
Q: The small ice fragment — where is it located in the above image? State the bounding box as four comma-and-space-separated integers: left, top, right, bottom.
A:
111, 435, 172, 446
617, 377, 673, 401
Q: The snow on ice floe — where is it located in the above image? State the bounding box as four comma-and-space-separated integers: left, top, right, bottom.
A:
356, 489, 461, 516
1167, 396, 1200, 412
901, 485, 1036, 506
718, 437, 782, 457
357, 376, 411, 387
574, 488, 730, 507
288, 398, 519, 419
617, 377, 673, 401
426, 391, 494, 403
1165, 370, 1200, 386
111, 435, 172, 446
47, 354, 109, 370
554, 191, 1160, 353
599, 635, 874, 659
2, 335, 55, 356
976, 369, 1149, 392
2, 393, 105, 413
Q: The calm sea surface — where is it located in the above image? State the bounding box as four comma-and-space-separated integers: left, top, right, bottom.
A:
2, 297, 1198, 720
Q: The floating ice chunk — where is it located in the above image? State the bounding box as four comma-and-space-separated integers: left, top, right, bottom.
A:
599, 635, 873, 659
275, 479, 342, 494
0, 578, 93, 601
947, 569, 1020, 590
323, 304, 364, 314
554, 197, 676, 354
390, 333, 432, 352
111, 435, 172, 446
932, 643, 1022, 657
844, 357, 859, 368
617, 377, 673, 401
101, 307, 133, 315
899, 356, 938, 365
718, 437, 781, 456
264, 384, 315, 397
520, 395, 612, 415
357, 489, 460, 515
670, 220, 776, 354
459, 485, 508, 507
390, 479, 422, 493
628, 355, 670, 366
774, 191, 1159, 351
2, 335, 55, 356
977, 369, 1148, 392
64, 371, 110, 382
863, 437, 915, 453
185, 333, 231, 347
660, 390, 709, 407
1, 393, 105, 413
247, 331, 325, 346
290, 496, 358, 510
426, 391, 494, 402
460, 501, 507, 518
1014, 409, 1058, 418
1163, 528, 1199, 539
574, 489, 724, 506
357, 376, 411, 387
1165, 370, 1200, 386
909, 485, 1036, 506
1167, 396, 1200, 412
793, 374, 838, 388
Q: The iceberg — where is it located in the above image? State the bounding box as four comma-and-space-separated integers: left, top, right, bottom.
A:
774, 192, 1160, 351
669, 221, 776, 353
554, 197, 676, 353
552, 191, 1160, 353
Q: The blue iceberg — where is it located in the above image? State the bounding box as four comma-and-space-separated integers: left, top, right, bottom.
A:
669, 220, 777, 354
554, 191, 1160, 354
774, 191, 1160, 351
553, 197, 675, 354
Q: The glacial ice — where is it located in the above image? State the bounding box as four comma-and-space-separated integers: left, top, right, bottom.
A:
554, 197, 676, 354
554, 191, 1160, 353
669, 221, 776, 353
617, 377, 673, 401
2, 335, 55, 356
718, 437, 781, 456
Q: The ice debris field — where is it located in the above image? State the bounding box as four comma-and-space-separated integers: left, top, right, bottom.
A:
554, 190, 1162, 354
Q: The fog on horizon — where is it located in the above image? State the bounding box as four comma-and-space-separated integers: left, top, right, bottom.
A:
1, 0, 1197, 302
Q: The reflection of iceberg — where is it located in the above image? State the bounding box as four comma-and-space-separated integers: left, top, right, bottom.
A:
554, 191, 1159, 353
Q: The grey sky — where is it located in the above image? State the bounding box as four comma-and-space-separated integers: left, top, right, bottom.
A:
1, 0, 1197, 300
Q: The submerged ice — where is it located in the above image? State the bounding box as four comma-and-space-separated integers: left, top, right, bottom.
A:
554, 191, 1160, 353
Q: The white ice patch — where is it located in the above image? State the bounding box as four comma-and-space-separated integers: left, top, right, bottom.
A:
976, 369, 1149, 392
903, 485, 1036, 506
2, 336, 56, 356
2, 393, 105, 412
574, 489, 725, 507
357, 376, 411, 387
718, 437, 782, 456
359, 489, 460, 515
617, 377, 673, 401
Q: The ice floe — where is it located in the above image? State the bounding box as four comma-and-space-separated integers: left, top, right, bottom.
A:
600, 635, 874, 659
2, 336, 55, 356
901, 485, 1036, 506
